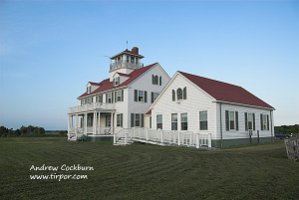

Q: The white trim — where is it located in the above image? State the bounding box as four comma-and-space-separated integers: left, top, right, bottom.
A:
214, 100, 274, 110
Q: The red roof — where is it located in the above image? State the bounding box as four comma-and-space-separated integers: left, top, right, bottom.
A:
179, 71, 274, 109
79, 63, 157, 98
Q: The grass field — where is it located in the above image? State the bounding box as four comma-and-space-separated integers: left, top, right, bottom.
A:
0, 137, 298, 200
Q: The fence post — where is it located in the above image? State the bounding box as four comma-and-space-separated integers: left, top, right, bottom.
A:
113, 132, 116, 144
196, 133, 199, 148
208, 133, 212, 148
178, 132, 181, 146
125, 132, 128, 145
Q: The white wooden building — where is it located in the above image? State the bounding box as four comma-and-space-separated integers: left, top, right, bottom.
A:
68, 47, 170, 140
68, 47, 274, 148
149, 71, 275, 147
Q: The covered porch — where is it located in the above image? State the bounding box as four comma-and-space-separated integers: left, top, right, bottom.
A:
67, 109, 116, 140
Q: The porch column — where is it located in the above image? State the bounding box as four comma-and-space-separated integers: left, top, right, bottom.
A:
75, 114, 79, 136
67, 114, 71, 139
111, 112, 114, 135
98, 112, 101, 134
84, 113, 87, 135
93, 111, 97, 134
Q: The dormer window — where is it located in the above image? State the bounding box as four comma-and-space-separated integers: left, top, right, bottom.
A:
87, 86, 91, 94
113, 77, 120, 86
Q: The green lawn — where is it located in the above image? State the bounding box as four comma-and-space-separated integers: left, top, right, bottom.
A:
0, 137, 298, 200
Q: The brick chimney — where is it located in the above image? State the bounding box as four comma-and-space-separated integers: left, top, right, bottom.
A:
131, 47, 139, 55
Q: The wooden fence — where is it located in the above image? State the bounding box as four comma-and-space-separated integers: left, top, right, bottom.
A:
284, 134, 299, 161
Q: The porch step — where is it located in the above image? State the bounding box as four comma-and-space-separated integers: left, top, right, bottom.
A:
114, 137, 133, 146
68, 137, 77, 141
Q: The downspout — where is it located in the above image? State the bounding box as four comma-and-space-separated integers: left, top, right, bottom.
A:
219, 102, 223, 148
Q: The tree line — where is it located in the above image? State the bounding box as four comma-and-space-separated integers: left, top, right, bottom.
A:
274, 124, 299, 136
0, 125, 45, 137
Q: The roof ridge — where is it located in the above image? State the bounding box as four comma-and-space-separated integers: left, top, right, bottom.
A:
178, 70, 242, 88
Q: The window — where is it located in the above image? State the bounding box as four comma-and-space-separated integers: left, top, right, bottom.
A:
87, 113, 93, 127
229, 111, 235, 130
156, 114, 163, 129
135, 114, 140, 127
113, 77, 120, 86
138, 90, 144, 102
225, 110, 239, 131
245, 112, 255, 131
106, 92, 113, 103
151, 92, 159, 103
181, 113, 188, 130
131, 56, 134, 63
116, 114, 123, 127
171, 113, 178, 130
87, 86, 91, 94
152, 75, 159, 85
105, 115, 111, 127
173, 87, 187, 102
260, 114, 269, 131
85, 97, 93, 104
131, 113, 144, 127
159, 76, 162, 86
199, 111, 208, 130
115, 90, 124, 102
96, 95, 103, 103
177, 88, 183, 100
134, 90, 147, 103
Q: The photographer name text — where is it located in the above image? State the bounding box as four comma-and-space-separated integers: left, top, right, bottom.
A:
30, 164, 94, 172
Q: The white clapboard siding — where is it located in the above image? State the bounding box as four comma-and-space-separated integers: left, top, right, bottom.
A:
151, 73, 218, 139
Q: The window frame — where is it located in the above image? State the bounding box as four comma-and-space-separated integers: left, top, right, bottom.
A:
177, 88, 183, 100
229, 111, 235, 130
151, 92, 159, 103
115, 90, 123, 102
106, 92, 113, 104
116, 113, 123, 127
199, 111, 208, 130
181, 113, 188, 131
171, 113, 178, 130
261, 114, 269, 131
156, 114, 163, 130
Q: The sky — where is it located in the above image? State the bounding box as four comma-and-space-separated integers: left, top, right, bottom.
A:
0, 0, 298, 130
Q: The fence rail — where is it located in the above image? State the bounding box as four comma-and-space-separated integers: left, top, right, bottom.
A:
114, 128, 211, 148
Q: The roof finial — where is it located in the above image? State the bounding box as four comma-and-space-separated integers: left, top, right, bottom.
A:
126, 40, 128, 50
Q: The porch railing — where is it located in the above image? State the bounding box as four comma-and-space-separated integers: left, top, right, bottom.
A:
69, 102, 115, 113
